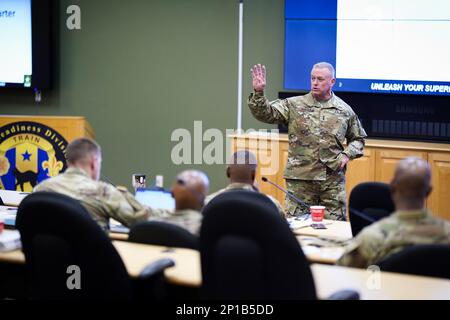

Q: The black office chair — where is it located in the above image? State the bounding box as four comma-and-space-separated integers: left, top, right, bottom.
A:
200, 190, 359, 300
349, 182, 395, 236
16, 191, 174, 300
348, 207, 377, 237
376, 244, 450, 279
129, 220, 199, 250
128, 220, 201, 299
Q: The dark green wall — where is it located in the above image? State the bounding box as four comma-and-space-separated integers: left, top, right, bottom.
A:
0, 0, 284, 193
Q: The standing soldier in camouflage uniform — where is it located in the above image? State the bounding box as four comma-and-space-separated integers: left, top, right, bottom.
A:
248, 62, 367, 220
337, 157, 450, 268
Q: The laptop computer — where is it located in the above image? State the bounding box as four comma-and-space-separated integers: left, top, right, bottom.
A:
0, 190, 29, 207
134, 188, 175, 210
109, 188, 175, 233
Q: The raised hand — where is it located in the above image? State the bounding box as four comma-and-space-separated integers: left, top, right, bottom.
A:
251, 64, 266, 92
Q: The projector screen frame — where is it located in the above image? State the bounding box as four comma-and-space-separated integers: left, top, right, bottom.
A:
0, 0, 52, 90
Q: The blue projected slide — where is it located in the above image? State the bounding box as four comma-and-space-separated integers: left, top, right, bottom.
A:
284, 0, 450, 96
0, 0, 32, 87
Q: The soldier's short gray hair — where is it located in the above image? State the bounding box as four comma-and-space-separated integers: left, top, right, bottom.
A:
312, 62, 335, 78
66, 138, 101, 164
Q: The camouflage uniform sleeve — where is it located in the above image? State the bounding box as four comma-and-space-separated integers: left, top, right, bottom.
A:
248, 91, 290, 126
343, 114, 367, 160
102, 185, 153, 228
336, 223, 386, 268
148, 208, 174, 219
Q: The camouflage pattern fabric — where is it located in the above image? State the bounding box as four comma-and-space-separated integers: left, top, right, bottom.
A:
248, 91, 366, 220
285, 168, 346, 220
248, 91, 366, 180
337, 209, 450, 268
34, 167, 153, 231
205, 182, 286, 218
150, 208, 203, 236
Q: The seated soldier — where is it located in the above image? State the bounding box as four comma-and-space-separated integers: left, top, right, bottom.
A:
34, 138, 151, 231
205, 150, 285, 218
150, 170, 209, 235
338, 157, 450, 268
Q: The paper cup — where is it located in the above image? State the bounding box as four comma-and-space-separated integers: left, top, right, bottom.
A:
310, 206, 325, 222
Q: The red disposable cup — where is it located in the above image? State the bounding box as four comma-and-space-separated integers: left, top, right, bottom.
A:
0, 220, 4, 233
310, 206, 325, 222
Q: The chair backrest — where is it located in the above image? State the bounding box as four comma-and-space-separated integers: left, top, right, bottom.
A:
200, 190, 316, 300
129, 220, 199, 250
16, 192, 133, 300
349, 182, 395, 219
349, 182, 395, 235
348, 208, 376, 237
376, 244, 450, 279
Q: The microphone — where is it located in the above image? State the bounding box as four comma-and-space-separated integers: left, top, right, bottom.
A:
261, 177, 309, 209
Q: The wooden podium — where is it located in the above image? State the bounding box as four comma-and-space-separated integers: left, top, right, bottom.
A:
0, 116, 95, 191
0, 115, 94, 142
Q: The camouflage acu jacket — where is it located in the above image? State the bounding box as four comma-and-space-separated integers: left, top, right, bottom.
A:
248, 91, 367, 180
337, 209, 450, 268
150, 208, 203, 236
33, 167, 151, 231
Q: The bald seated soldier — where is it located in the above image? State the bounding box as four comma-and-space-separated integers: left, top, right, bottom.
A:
205, 150, 286, 218
151, 169, 209, 235
338, 157, 450, 268
34, 138, 152, 231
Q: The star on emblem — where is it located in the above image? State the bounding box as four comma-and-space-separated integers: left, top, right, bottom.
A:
22, 150, 32, 161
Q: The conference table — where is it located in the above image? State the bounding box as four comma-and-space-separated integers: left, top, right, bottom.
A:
1, 238, 450, 299
2, 190, 350, 265
289, 218, 353, 240
2, 198, 449, 299
103, 241, 450, 300
111, 218, 351, 264
0, 240, 201, 287
0, 218, 350, 267
290, 218, 352, 264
